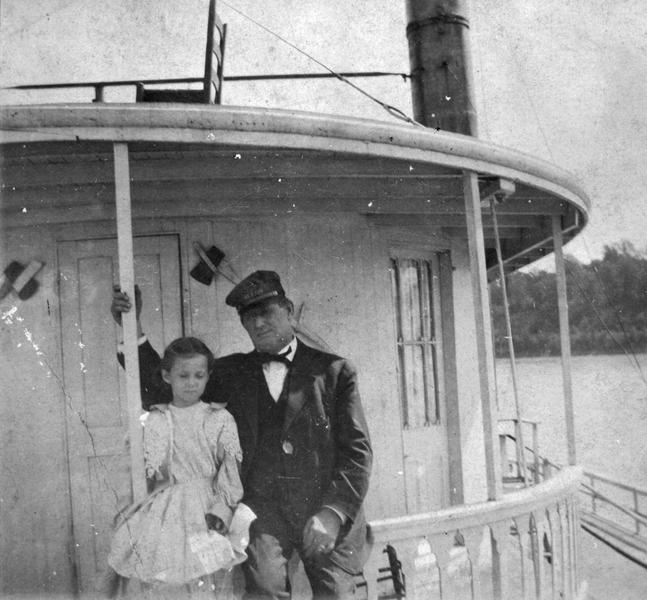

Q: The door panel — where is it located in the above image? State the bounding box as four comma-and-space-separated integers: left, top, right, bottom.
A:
403, 431, 447, 512
58, 235, 182, 593
390, 252, 450, 513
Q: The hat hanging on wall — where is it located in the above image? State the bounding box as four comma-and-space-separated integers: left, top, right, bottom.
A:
190, 244, 225, 286
190, 242, 240, 286
0, 260, 45, 301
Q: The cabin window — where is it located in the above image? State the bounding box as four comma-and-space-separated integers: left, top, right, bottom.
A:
390, 256, 443, 428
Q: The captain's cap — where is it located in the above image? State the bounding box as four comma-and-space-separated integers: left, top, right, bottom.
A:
225, 270, 286, 312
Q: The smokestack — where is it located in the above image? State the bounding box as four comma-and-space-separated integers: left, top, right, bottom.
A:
406, 0, 478, 135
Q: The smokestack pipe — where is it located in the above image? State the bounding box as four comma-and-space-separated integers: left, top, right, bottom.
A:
406, 0, 478, 135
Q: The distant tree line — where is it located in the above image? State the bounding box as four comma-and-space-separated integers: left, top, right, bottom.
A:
490, 242, 647, 357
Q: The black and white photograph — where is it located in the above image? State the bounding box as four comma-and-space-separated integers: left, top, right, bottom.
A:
1, 1, 646, 598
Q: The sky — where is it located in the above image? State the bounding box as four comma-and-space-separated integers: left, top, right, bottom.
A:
1, 0, 646, 266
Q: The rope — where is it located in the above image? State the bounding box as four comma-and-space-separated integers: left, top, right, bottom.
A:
220, 1, 424, 128
491, 199, 529, 486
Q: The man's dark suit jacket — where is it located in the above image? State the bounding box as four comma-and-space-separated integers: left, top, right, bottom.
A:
133, 338, 373, 574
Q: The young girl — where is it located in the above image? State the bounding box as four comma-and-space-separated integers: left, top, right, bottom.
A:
107, 337, 252, 598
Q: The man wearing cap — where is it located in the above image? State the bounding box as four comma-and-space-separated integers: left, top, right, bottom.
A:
111, 270, 372, 599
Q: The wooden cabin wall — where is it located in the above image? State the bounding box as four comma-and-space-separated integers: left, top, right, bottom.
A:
1, 211, 412, 594
0, 224, 75, 595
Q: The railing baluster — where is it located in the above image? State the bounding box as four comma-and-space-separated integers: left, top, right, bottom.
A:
532, 423, 540, 484
367, 468, 582, 600
489, 522, 507, 600
433, 533, 457, 600
514, 420, 525, 481
571, 497, 582, 599
544, 506, 558, 600
569, 498, 580, 599
530, 512, 543, 600
517, 513, 534, 600
463, 528, 486, 599
566, 499, 576, 600
500, 434, 509, 480
556, 502, 568, 600
93, 84, 105, 103
563, 500, 573, 599
564, 499, 577, 599
362, 543, 381, 600
409, 537, 433, 600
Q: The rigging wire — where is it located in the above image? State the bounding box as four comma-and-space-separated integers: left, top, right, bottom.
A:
564, 262, 629, 354
564, 257, 647, 387
580, 236, 647, 384
490, 19, 555, 163
491, 199, 529, 486
468, 7, 491, 141
2, 0, 79, 38
220, 0, 424, 128
444, 62, 480, 130
492, 12, 647, 391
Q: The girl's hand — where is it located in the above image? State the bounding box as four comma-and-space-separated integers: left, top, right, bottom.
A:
205, 513, 227, 534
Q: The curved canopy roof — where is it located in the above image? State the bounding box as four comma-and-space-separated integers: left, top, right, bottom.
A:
0, 104, 589, 273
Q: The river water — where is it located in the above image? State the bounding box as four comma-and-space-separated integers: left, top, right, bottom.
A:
495, 354, 647, 599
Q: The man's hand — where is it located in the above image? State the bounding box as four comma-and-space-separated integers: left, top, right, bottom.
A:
302, 508, 342, 559
111, 284, 142, 330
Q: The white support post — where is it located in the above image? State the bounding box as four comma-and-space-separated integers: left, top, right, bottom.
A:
463, 170, 502, 500
114, 142, 147, 502
552, 216, 576, 465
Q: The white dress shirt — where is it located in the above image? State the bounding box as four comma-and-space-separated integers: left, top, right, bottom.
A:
261, 337, 297, 401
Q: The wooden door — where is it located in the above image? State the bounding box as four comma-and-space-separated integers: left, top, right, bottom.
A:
58, 235, 183, 593
390, 252, 450, 512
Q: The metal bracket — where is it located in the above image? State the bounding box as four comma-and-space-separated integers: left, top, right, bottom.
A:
480, 178, 516, 208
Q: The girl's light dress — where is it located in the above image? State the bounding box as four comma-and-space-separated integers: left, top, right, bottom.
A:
108, 401, 252, 595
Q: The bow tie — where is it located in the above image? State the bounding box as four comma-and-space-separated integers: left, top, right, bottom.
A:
255, 350, 292, 365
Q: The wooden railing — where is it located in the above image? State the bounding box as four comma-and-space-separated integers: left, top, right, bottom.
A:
578, 469, 647, 567
581, 470, 647, 536
498, 419, 542, 485
498, 421, 647, 571
363, 466, 585, 600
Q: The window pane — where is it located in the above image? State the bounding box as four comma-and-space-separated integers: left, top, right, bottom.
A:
404, 344, 427, 428
399, 259, 422, 341
391, 256, 442, 428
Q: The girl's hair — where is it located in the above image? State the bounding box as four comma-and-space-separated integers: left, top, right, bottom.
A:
160, 337, 215, 373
